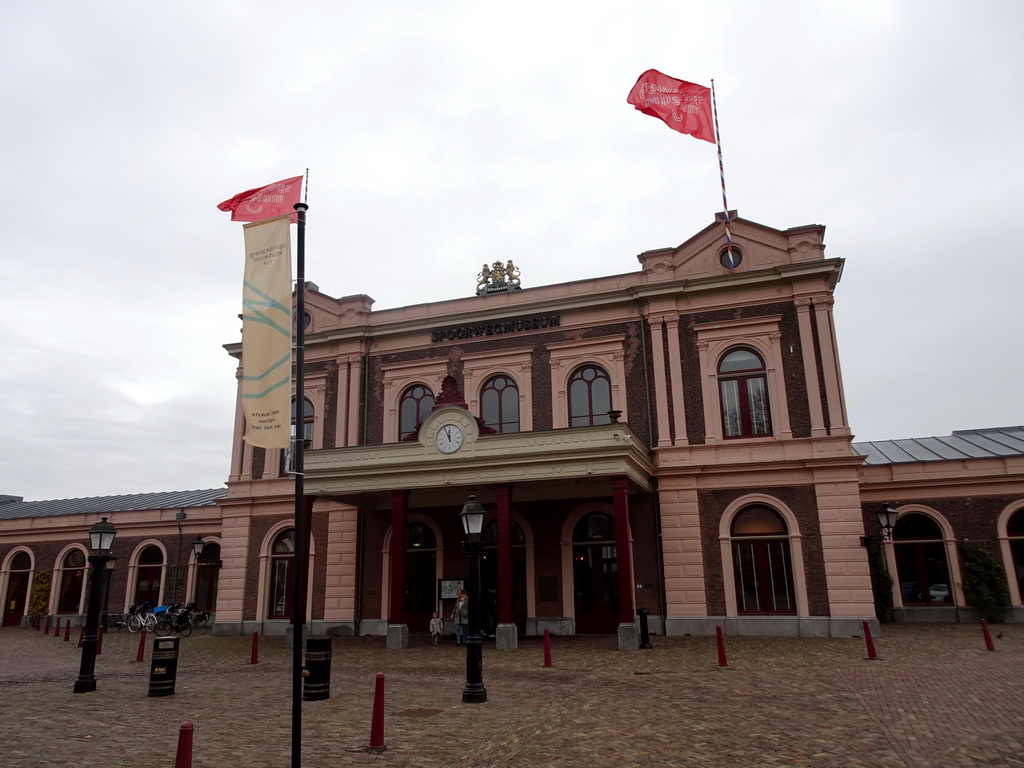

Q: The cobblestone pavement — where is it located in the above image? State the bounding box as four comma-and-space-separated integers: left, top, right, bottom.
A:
2, 623, 1023, 767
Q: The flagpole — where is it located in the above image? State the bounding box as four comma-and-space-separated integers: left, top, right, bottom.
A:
710, 79, 736, 271
291, 200, 308, 768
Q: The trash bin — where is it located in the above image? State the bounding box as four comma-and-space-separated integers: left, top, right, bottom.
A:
302, 636, 332, 701
148, 636, 180, 697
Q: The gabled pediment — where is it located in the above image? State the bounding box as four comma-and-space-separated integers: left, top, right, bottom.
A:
637, 212, 826, 283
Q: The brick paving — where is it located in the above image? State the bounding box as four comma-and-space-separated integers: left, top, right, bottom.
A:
2, 624, 1023, 767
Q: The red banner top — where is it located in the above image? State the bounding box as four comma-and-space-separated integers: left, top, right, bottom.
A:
217, 175, 303, 222
626, 70, 715, 144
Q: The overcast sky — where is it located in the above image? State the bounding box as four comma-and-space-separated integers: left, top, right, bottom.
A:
2, 2, 1022, 502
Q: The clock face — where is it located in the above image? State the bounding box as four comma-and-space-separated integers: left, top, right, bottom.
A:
435, 424, 464, 454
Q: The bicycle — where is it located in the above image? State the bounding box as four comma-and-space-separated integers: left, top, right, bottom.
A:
125, 602, 157, 633
190, 605, 213, 628
155, 603, 194, 637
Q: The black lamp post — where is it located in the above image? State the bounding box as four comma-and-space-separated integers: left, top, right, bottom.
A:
460, 495, 487, 704
74, 517, 117, 693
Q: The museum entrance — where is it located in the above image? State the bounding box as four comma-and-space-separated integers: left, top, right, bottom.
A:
572, 512, 620, 634
481, 519, 528, 634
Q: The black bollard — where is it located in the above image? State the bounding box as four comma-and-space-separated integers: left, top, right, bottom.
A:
638, 608, 653, 649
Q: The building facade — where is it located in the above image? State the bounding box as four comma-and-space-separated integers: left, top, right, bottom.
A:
3, 213, 1023, 647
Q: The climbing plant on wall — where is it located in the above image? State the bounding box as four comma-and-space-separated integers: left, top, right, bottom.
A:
959, 540, 1010, 622
28, 570, 51, 618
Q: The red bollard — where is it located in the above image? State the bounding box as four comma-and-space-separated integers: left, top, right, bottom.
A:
77, 625, 85, 648
368, 672, 387, 751
716, 625, 729, 668
543, 628, 552, 668
174, 721, 194, 768
54, 617, 61, 637
64, 621, 71, 642
44, 616, 51, 635
249, 630, 259, 665
981, 619, 996, 651
863, 619, 879, 660
96, 626, 104, 655
136, 629, 147, 662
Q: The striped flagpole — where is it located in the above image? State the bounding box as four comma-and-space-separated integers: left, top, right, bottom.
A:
710, 79, 735, 271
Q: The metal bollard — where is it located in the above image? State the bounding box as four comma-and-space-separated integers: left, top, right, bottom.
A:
638, 608, 653, 649
302, 636, 332, 701
148, 636, 180, 697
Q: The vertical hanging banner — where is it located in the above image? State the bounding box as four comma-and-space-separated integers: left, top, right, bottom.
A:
626, 69, 715, 143
240, 215, 293, 448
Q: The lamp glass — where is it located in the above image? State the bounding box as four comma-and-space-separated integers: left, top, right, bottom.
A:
877, 503, 898, 533
88, 517, 117, 552
193, 537, 206, 559
460, 495, 485, 536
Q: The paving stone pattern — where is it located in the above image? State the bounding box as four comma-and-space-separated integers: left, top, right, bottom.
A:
1, 624, 1023, 767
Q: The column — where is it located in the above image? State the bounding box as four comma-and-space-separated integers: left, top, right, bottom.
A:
495, 483, 518, 650
387, 489, 409, 649
813, 296, 851, 435
794, 297, 827, 437
648, 316, 673, 447
665, 316, 689, 446
612, 476, 639, 650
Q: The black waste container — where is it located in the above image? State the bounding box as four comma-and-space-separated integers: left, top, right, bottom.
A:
148, 636, 180, 697
303, 636, 332, 701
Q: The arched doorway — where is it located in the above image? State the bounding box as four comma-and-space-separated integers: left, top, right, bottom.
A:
269, 529, 295, 619
193, 542, 221, 612
3, 551, 32, 626
1008, 509, 1024, 603
404, 521, 438, 634
572, 511, 619, 634
730, 505, 796, 614
481, 518, 528, 633
57, 549, 87, 614
893, 513, 953, 605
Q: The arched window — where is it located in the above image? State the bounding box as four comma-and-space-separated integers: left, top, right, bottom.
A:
718, 349, 772, 438
568, 365, 612, 427
481, 375, 520, 433
893, 513, 952, 605
2, 551, 32, 626
56, 550, 86, 613
281, 397, 315, 476
134, 545, 164, 607
571, 512, 619, 632
269, 529, 295, 619
731, 505, 796, 614
1007, 509, 1024, 604
399, 384, 435, 440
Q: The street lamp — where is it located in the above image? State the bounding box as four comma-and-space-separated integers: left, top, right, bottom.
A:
459, 495, 487, 704
193, 537, 206, 559
861, 502, 899, 547
74, 517, 117, 694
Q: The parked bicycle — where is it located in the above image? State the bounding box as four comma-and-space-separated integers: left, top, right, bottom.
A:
191, 605, 213, 628
154, 603, 195, 637
124, 602, 157, 633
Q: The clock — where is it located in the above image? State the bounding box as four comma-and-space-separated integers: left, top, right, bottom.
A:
435, 424, 464, 454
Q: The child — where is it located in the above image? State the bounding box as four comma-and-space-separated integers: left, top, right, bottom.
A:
429, 611, 444, 645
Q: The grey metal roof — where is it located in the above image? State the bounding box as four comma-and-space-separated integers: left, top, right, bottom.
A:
853, 427, 1024, 466
0, 488, 227, 521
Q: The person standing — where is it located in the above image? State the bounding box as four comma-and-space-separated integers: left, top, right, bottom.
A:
451, 589, 469, 644
429, 611, 444, 645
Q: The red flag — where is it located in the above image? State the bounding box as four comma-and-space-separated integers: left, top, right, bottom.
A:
217, 176, 303, 222
627, 70, 715, 143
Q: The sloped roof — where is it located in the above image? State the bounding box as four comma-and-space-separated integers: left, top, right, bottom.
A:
0, 488, 227, 521
853, 427, 1024, 466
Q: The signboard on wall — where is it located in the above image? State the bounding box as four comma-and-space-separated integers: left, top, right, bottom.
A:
439, 579, 465, 600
